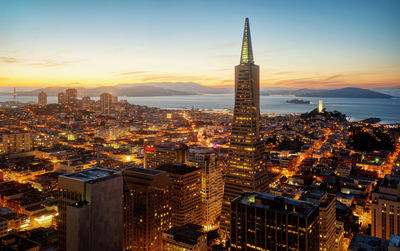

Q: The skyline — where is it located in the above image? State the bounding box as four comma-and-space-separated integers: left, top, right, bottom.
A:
1, 0, 400, 89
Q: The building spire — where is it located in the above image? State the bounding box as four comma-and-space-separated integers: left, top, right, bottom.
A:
240, 17, 254, 65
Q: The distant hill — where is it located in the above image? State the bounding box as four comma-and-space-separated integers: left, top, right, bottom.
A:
372, 87, 400, 97
116, 82, 232, 94
296, 87, 392, 99
8, 85, 195, 97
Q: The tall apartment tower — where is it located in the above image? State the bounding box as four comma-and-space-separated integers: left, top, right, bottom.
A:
58, 168, 123, 251
123, 167, 172, 251
231, 192, 319, 251
65, 88, 78, 106
371, 174, 400, 240
144, 143, 187, 169
187, 147, 223, 230
221, 17, 270, 239
58, 92, 66, 105
156, 163, 202, 226
100, 92, 112, 115
38, 91, 47, 106
302, 190, 337, 251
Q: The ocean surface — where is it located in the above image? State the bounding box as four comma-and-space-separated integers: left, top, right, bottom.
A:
1, 94, 399, 124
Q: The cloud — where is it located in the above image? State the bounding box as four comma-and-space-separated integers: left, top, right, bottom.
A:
0, 57, 19, 63
25, 60, 77, 67
117, 71, 148, 76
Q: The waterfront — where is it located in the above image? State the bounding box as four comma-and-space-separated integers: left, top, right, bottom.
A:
1, 94, 399, 124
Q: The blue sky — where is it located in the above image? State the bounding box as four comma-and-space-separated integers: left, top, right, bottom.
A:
0, 0, 399, 88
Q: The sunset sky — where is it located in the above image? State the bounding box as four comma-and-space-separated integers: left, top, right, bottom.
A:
1, 0, 399, 89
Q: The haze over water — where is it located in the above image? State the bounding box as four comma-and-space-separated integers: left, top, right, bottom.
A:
2, 94, 399, 124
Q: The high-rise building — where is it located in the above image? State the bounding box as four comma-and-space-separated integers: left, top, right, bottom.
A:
162, 224, 207, 251
58, 92, 66, 105
230, 192, 319, 251
302, 190, 336, 251
58, 168, 123, 251
187, 147, 223, 229
144, 143, 187, 169
221, 17, 270, 239
82, 96, 92, 110
371, 174, 400, 240
100, 93, 112, 115
156, 163, 202, 227
123, 167, 172, 251
0, 132, 33, 154
38, 91, 47, 106
65, 88, 78, 106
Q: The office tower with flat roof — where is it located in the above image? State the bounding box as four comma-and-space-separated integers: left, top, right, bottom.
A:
82, 96, 92, 110
156, 163, 202, 227
122, 167, 172, 251
58, 168, 123, 251
100, 92, 112, 115
302, 190, 336, 251
58, 92, 66, 105
187, 147, 223, 230
162, 224, 207, 251
371, 174, 400, 240
38, 91, 47, 106
65, 88, 78, 106
230, 192, 319, 251
144, 143, 187, 169
221, 17, 270, 239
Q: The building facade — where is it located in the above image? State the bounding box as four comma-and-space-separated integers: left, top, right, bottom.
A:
100, 92, 112, 115
187, 147, 223, 229
371, 174, 400, 240
156, 163, 202, 227
303, 190, 337, 251
230, 192, 319, 251
123, 167, 172, 251
58, 168, 123, 251
38, 91, 47, 106
0, 132, 33, 154
144, 143, 187, 169
221, 17, 270, 239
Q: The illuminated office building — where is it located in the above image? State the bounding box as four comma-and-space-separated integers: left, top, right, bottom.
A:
58, 168, 123, 251
38, 91, 47, 106
303, 190, 336, 251
230, 192, 319, 251
156, 163, 202, 227
123, 167, 172, 251
371, 174, 400, 240
187, 147, 223, 229
100, 92, 112, 115
144, 143, 187, 169
65, 88, 78, 106
58, 92, 66, 105
221, 17, 270, 239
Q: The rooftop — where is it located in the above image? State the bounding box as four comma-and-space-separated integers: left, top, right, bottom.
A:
235, 192, 318, 218
164, 224, 204, 246
61, 167, 118, 182
156, 163, 198, 175
125, 167, 164, 176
